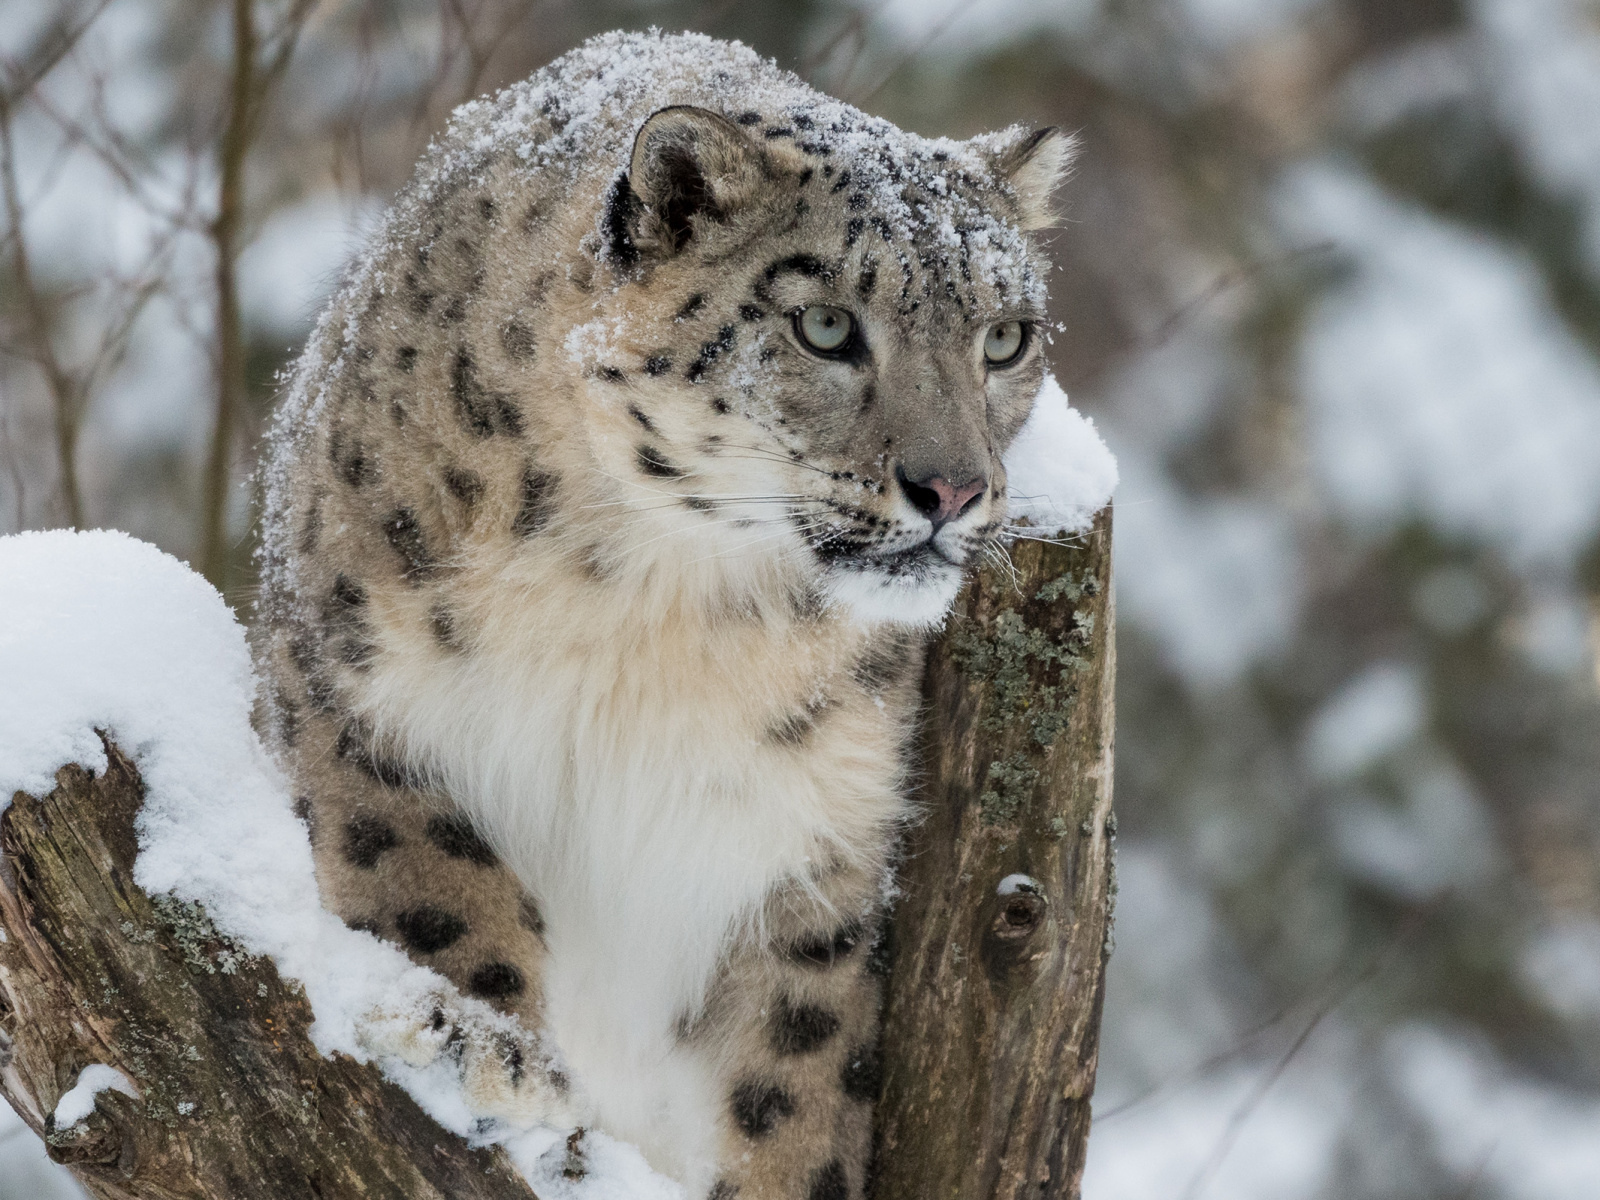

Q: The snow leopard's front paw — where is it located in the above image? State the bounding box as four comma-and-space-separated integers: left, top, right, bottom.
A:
356, 989, 585, 1132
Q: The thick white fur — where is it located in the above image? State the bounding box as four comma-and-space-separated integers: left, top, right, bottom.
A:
355, 438, 926, 1185
823, 564, 961, 629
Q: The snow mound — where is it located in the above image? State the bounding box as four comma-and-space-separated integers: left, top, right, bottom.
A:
1003, 373, 1119, 535
0, 529, 678, 1199
51, 1065, 140, 1129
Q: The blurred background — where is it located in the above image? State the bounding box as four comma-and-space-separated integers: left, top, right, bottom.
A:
4, 0, 1600, 1196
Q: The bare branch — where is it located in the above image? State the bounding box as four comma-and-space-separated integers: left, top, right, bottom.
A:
199, 0, 318, 589
1175, 898, 1443, 1200
0, 95, 86, 528
0, 0, 115, 110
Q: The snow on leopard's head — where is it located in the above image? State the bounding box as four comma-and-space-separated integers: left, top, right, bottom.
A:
462, 32, 1075, 627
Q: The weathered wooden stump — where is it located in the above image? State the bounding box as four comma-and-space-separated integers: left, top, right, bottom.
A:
875, 508, 1115, 1199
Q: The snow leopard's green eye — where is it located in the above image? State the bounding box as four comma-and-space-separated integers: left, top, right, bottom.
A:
796, 305, 855, 354
984, 321, 1027, 366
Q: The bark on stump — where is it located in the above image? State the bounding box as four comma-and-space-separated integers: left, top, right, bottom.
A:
0, 507, 1114, 1199
0, 742, 538, 1200
874, 507, 1116, 1199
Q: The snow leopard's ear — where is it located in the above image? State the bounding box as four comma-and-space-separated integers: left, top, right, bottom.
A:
994, 126, 1078, 232
619, 106, 770, 260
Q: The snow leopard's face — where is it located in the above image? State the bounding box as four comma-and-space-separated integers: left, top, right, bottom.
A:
582, 106, 1070, 626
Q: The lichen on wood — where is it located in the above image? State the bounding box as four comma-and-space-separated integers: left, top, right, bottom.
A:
948, 563, 1100, 825
874, 507, 1115, 1200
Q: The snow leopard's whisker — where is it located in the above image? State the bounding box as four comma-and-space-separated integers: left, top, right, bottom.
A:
618, 508, 827, 556
585, 466, 701, 499
713, 444, 845, 479
679, 518, 834, 567
981, 542, 1026, 595
689, 510, 837, 550
574, 493, 818, 512
1001, 526, 1092, 549
602, 496, 834, 552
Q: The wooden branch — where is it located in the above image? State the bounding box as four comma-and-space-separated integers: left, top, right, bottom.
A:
0, 91, 86, 530
196, 0, 255, 589
0, 740, 539, 1200
874, 507, 1115, 1199
199, 0, 314, 589
0, 511, 1115, 1198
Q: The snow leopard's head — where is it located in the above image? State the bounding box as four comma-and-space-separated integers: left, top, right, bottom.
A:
580, 103, 1073, 627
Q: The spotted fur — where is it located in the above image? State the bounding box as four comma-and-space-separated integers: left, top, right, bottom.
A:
256, 30, 1069, 1199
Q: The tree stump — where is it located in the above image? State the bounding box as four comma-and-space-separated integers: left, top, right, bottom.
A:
0, 741, 537, 1200
0, 508, 1114, 1199
874, 507, 1115, 1199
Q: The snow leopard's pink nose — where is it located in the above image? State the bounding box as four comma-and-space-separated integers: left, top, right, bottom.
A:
897, 468, 987, 529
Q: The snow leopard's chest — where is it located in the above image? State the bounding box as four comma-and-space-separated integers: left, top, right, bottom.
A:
357, 579, 911, 1164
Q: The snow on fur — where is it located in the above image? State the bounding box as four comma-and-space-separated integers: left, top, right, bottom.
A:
438, 30, 1045, 300
0, 529, 678, 1199
259, 29, 1055, 587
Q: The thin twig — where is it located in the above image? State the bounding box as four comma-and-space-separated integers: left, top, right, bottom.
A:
1173, 897, 1444, 1200
0, 0, 115, 109
851, 0, 981, 106
802, 0, 899, 92
801, 10, 866, 82
26, 88, 189, 228
0, 93, 85, 527
1065, 241, 1337, 394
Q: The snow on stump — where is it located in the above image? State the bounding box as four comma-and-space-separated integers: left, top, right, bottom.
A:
0, 531, 541, 1198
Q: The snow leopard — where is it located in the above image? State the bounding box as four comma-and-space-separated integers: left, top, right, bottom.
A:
256, 29, 1071, 1199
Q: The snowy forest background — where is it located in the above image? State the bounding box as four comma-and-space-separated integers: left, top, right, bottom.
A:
3, 0, 1600, 1196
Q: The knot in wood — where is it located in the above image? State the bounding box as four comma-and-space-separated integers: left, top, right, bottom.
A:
991, 875, 1047, 942
45, 1107, 124, 1167
998, 891, 1046, 936
981, 874, 1052, 983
